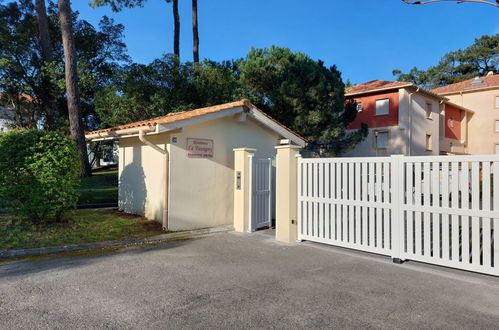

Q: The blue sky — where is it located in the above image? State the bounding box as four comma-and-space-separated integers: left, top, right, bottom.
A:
73, 0, 499, 84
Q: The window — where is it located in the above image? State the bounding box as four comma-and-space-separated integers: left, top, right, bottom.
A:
425, 102, 432, 119
496, 120, 499, 132
356, 102, 363, 112
374, 131, 388, 149
426, 134, 432, 151
496, 96, 499, 108
448, 118, 454, 129
496, 144, 499, 155
375, 99, 389, 115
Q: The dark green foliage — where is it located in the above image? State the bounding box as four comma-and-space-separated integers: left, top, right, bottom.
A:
240, 46, 367, 154
94, 56, 243, 128
0, 130, 80, 221
0, 1, 129, 131
90, 0, 147, 12
393, 34, 498, 88
94, 47, 366, 155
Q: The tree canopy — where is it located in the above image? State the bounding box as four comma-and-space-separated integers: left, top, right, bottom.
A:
94, 47, 367, 155
393, 34, 498, 88
0, 0, 129, 131
1, 2, 365, 156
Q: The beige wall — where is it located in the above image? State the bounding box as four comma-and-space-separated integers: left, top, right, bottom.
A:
444, 88, 499, 154
399, 88, 440, 156
118, 115, 282, 231
343, 126, 406, 157
119, 134, 168, 221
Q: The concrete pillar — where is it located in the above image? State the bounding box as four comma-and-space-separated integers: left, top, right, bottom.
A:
275, 145, 301, 243
233, 148, 255, 232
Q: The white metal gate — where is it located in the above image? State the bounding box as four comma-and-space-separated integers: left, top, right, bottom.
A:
298, 155, 499, 276
250, 158, 272, 231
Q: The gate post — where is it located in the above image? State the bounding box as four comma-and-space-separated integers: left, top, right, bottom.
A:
233, 148, 255, 232
391, 154, 405, 263
275, 145, 301, 243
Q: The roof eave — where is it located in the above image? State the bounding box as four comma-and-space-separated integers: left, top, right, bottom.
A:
345, 83, 414, 97
435, 84, 499, 96
156, 106, 245, 134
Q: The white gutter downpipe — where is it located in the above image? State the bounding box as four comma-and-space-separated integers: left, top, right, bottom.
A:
408, 87, 420, 156
139, 129, 169, 231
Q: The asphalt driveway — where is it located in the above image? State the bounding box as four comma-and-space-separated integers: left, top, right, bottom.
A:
1, 230, 498, 329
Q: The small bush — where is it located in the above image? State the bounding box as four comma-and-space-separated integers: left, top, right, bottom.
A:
0, 130, 80, 221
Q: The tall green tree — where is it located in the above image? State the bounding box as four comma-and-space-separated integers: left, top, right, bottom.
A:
58, 0, 92, 177
0, 1, 129, 130
240, 46, 367, 154
94, 56, 240, 127
35, 0, 58, 129
393, 34, 498, 88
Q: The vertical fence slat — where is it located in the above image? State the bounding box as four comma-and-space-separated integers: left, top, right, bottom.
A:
318, 163, 323, 239
369, 163, 375, 247
383, 162, 390, 251
482, 162, 491, 268
423, 162, 431, 258
340, 162, 346, 241
325, 163, 331, 239
441, 161, 450, 261
348, 162, 354, 244
415, 162, 422, 256
362, 162, 368, 246
461, 161, 470, 264
336, 162, 341, 241
471, 162, 480, 265
451, 162, 460, 262
355, 162, 361, 245
406, 162, 414, 255
298, 160, 303, 236
375, 162, 382, 248
432, 162, 440, 258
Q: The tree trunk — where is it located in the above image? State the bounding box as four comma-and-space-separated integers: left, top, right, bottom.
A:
58, 0, 92, 177
35, 0, 57, 130
192, 0, 199, 63
172, 0, 180, 59
36, 0, 52, 62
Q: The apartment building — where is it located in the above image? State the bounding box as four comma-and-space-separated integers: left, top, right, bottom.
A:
343, 80, 473, 157
433, 73, 499, 154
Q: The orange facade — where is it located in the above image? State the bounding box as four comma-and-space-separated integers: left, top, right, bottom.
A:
444, 104, 462, 140
348, 91, 399, 129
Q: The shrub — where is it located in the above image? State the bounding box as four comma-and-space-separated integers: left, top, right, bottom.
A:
0, 130, 80, 221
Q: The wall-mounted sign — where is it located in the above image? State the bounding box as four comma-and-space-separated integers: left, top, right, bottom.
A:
187, 138, 214, 158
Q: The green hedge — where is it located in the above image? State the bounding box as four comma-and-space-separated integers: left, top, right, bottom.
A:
0, 130, 80, 221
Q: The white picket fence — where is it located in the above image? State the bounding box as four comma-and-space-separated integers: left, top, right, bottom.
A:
298, 155, 499, 276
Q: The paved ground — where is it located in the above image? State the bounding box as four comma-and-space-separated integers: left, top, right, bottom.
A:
1, 230, 498, 329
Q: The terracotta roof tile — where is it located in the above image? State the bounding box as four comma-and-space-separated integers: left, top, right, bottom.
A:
432, 74, 499, 95
345, 80, 413, 95
86, 100, 252, 135
86, 99, 306, 142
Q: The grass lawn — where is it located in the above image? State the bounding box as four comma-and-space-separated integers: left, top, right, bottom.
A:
0, 209, 164, 251
78, 166, 118, 205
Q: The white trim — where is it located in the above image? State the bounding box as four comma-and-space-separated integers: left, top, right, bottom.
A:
87, 105, 307, 146
157, 106, 245, 133
248, 108, 307, 147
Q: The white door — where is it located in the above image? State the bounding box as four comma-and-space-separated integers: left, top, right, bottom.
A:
251, 158, 272, 231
